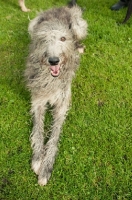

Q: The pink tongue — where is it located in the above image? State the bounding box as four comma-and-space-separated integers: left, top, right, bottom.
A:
50, 65, 60, 74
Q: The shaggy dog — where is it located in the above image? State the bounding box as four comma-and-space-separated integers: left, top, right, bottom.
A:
24, 5, 87, 185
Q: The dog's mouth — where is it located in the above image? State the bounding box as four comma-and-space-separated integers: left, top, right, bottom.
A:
50, 65, 60, 77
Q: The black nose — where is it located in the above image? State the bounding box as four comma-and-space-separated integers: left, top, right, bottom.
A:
48, 57, 60, 65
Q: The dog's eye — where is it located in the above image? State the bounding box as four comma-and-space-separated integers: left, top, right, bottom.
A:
60, 37, 66, 42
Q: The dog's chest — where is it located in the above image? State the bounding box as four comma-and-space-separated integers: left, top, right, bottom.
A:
39, 76, 71, 105
38, 81, 70, 106
42, 77, 70, 92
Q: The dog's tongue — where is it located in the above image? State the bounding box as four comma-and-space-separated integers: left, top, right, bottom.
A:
50, 65, 60, 77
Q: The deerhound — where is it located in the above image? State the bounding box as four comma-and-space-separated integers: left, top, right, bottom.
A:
24, 5, 87, 186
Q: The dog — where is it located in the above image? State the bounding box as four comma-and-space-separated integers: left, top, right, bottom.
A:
19, 0, 30, 12
24, 4, 87, 185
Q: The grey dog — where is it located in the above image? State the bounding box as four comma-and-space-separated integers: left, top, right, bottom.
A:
25, 5, 87, 186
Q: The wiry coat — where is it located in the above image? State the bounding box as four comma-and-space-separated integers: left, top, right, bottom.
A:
25, 5, 87, 186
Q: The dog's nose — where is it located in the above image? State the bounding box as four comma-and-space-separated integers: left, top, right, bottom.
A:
48, 57, 60, 65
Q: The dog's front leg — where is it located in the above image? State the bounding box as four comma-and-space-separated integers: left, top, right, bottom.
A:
30, 99, 47, 175
38, 90, 71, 186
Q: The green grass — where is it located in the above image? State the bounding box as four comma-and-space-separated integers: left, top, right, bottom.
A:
0, 0, 132, 199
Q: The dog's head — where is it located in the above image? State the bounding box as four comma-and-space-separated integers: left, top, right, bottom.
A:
28, 6, 88, 77
38, 25, 74, 77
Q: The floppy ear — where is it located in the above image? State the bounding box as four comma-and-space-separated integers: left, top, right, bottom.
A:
70, 6, 88, 40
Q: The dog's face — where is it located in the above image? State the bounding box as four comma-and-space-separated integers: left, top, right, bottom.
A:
34, 24, 76, 77
28, 6, 88, 77
42, 28, 75, 77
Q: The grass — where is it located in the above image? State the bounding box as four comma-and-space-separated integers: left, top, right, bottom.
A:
0, 0, 132, 199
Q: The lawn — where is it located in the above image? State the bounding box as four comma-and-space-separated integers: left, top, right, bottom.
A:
0, 0, 132, 199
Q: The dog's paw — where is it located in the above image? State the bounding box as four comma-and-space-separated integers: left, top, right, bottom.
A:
32, 160, 41, 175
38, 171, 51, 186
22, 8, 30, 12
37, 163, 53, 186
38, 177, 48, 186
38, 172, 51, 186
31, 153, 44, 175
21, 6, 30, 12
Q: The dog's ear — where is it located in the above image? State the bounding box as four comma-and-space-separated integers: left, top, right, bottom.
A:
28, 15, 41, 38
70, 6, 88, 40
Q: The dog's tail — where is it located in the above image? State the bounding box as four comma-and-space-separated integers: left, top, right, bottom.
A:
122, 0, 132, 23
68, 0, 77, 7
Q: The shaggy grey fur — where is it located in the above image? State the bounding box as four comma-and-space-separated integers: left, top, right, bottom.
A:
25, 5, 87, 186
